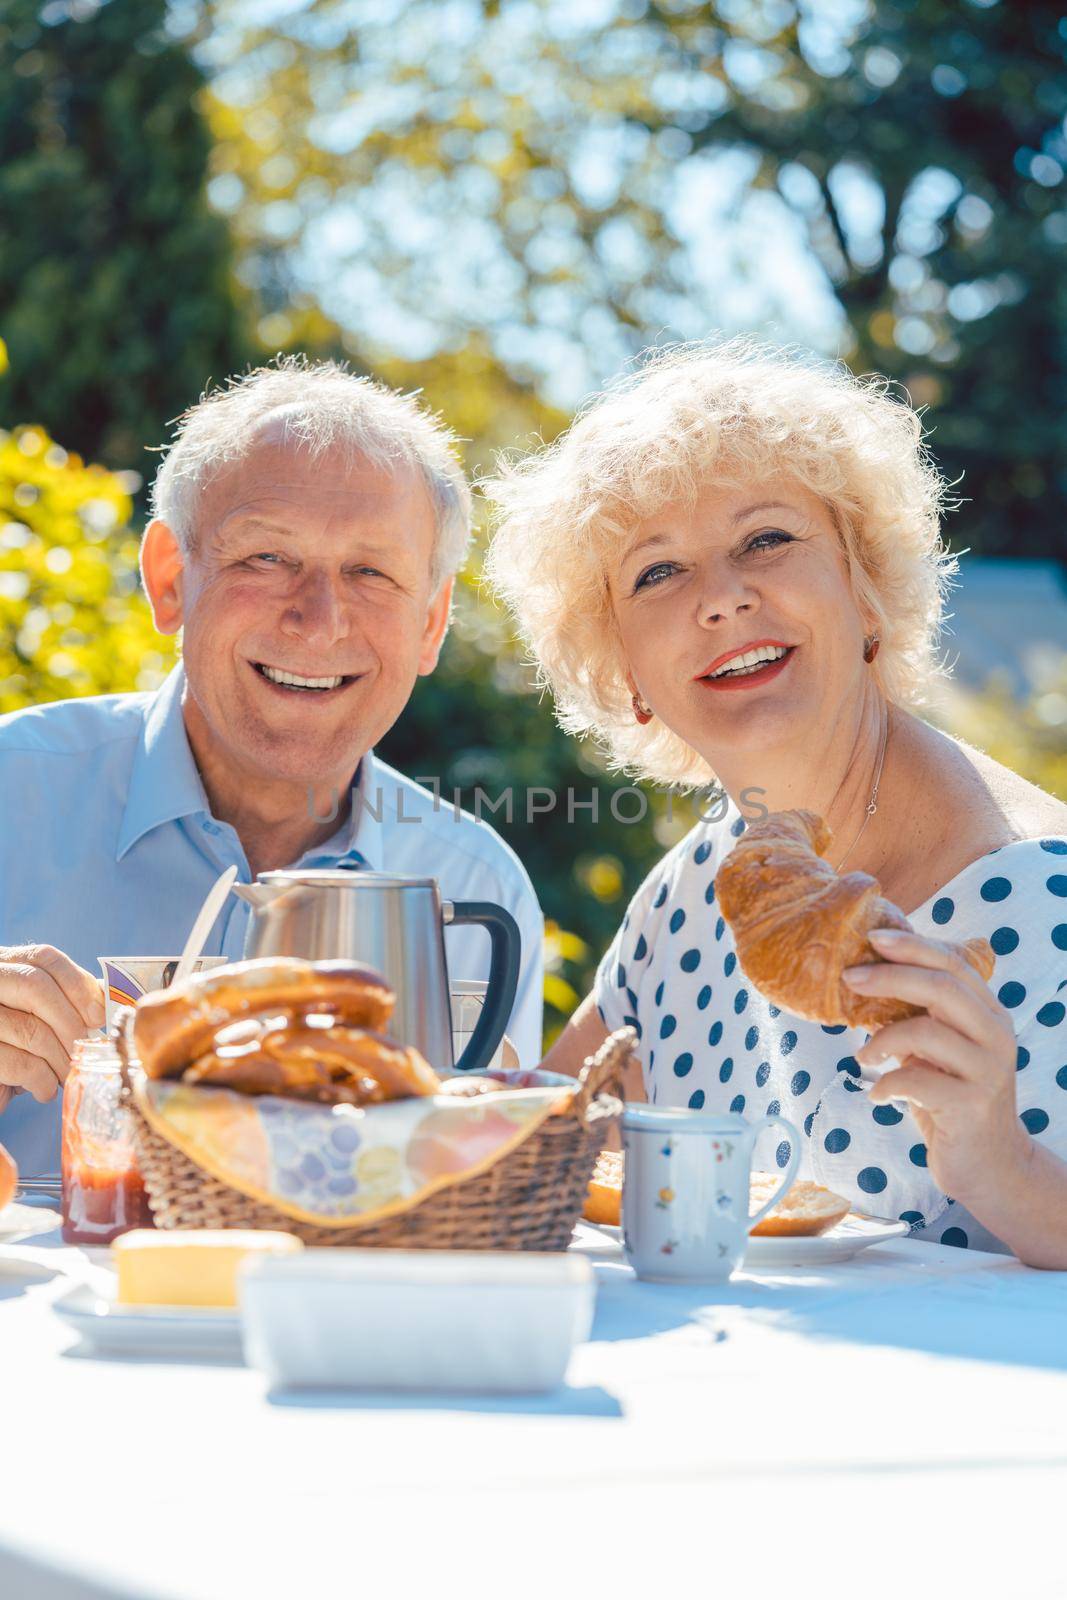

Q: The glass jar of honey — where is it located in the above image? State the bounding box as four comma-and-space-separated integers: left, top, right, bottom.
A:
61, 1036, 155, 1245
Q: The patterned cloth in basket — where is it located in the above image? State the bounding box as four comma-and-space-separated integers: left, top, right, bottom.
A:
131, 1067, 578, 1229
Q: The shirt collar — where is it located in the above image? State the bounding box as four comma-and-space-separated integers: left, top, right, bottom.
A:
116, 663, 211, 861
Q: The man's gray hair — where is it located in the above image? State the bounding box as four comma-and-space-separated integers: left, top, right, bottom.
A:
149, 356, 472, 590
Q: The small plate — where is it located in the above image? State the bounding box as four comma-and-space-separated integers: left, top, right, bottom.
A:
745, 1213, 910, 1267
578, 1214, 910, 1268
0, 1202, 61, 1245
52, 1282, 244, 1360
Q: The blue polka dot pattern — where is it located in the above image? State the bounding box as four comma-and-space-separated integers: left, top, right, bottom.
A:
980, 876, 1012, 903
594, 824, 1067, 1252
766, 1099, 781, 1117
622, 1015, 642, 1039
688, 1089, 705, 1110
775, 1141, 791, 1169
941, 1227, 969, 1249
730, 816, 745, 837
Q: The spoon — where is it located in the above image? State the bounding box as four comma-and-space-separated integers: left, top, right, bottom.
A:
172, 865, 239, 988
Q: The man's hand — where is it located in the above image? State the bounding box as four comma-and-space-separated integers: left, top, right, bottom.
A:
0, 945, 105, 1113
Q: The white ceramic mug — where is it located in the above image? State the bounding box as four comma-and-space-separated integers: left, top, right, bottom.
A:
621, 1105, 801, 1284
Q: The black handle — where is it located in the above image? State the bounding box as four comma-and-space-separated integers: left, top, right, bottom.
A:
446, 901, 522, 1074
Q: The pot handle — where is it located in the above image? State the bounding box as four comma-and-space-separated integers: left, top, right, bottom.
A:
442, 901, 522, 1074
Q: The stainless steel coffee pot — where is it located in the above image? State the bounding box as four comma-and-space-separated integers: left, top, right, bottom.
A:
232, 870, 521, 1075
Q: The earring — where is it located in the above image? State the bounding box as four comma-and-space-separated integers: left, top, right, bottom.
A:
632, 692, 653, 725
862, 634, 881, 664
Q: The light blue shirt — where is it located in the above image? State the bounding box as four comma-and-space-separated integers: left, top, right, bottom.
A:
0, 665, 544, 1174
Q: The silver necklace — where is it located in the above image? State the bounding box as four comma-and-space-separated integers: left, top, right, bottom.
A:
834, 707, 890, 874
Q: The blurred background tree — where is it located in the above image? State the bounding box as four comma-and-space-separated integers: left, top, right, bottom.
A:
0, 0, 249, 474
1, 0, 1065, 1039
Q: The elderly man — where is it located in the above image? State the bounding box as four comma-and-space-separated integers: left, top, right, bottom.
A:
0, 360, 543, 1175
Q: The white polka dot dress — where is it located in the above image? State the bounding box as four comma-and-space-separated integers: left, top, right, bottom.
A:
594, 800, 1067, 1255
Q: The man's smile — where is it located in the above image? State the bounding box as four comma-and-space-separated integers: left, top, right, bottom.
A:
250, 660, 364, 697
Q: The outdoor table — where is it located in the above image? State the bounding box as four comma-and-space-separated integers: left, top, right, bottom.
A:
2, 1222, 1066, 1600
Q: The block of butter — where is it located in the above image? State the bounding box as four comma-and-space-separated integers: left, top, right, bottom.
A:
113, 1230, 303, 1308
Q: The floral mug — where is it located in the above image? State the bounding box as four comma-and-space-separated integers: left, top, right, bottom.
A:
621, 1105, 801, 1284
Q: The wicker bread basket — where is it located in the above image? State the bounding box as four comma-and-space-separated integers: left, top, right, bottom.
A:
120, 1027, 634, 1251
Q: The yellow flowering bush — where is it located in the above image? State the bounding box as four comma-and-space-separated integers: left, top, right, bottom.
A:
0, 424, 175, 714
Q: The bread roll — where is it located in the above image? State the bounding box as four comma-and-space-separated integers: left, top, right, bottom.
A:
715, 808, 995, 1029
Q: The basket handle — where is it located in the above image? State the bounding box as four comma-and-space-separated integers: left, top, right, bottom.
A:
572, 1025, 638, 1120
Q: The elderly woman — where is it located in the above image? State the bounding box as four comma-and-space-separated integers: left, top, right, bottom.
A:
485, 340, 1067, 1268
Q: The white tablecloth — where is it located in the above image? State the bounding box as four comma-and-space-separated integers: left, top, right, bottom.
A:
2, 1223, 1067, 1600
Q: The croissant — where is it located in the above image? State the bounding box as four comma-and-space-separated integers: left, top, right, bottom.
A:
714, 809, 995, 1029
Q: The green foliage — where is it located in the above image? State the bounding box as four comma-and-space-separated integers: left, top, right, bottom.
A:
205, 0, 1067, 559
0, 421, 175, 712
0, 0, 250, 475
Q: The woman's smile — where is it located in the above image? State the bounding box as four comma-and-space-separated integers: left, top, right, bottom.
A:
693, 641, 797, 692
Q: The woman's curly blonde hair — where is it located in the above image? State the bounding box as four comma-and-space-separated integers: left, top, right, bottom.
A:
482, 338, 960, 789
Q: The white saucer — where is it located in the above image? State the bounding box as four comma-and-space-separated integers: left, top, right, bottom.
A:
53, 1282, 244, 1360
580, 1213, 910, 1268
0, 1202, 61, 1245
744, 1213, 910, 1267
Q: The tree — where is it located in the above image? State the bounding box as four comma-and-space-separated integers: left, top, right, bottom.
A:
203, 0, 1067, 558
0, 0, 250, 475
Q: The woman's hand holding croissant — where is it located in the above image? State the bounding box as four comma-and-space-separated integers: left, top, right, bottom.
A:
849, 927, 1029, 1207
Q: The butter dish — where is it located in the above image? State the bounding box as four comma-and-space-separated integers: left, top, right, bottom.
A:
239, 1248, 595, 1393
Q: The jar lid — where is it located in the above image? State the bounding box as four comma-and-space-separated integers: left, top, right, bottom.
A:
622, 1104, 748, 1135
